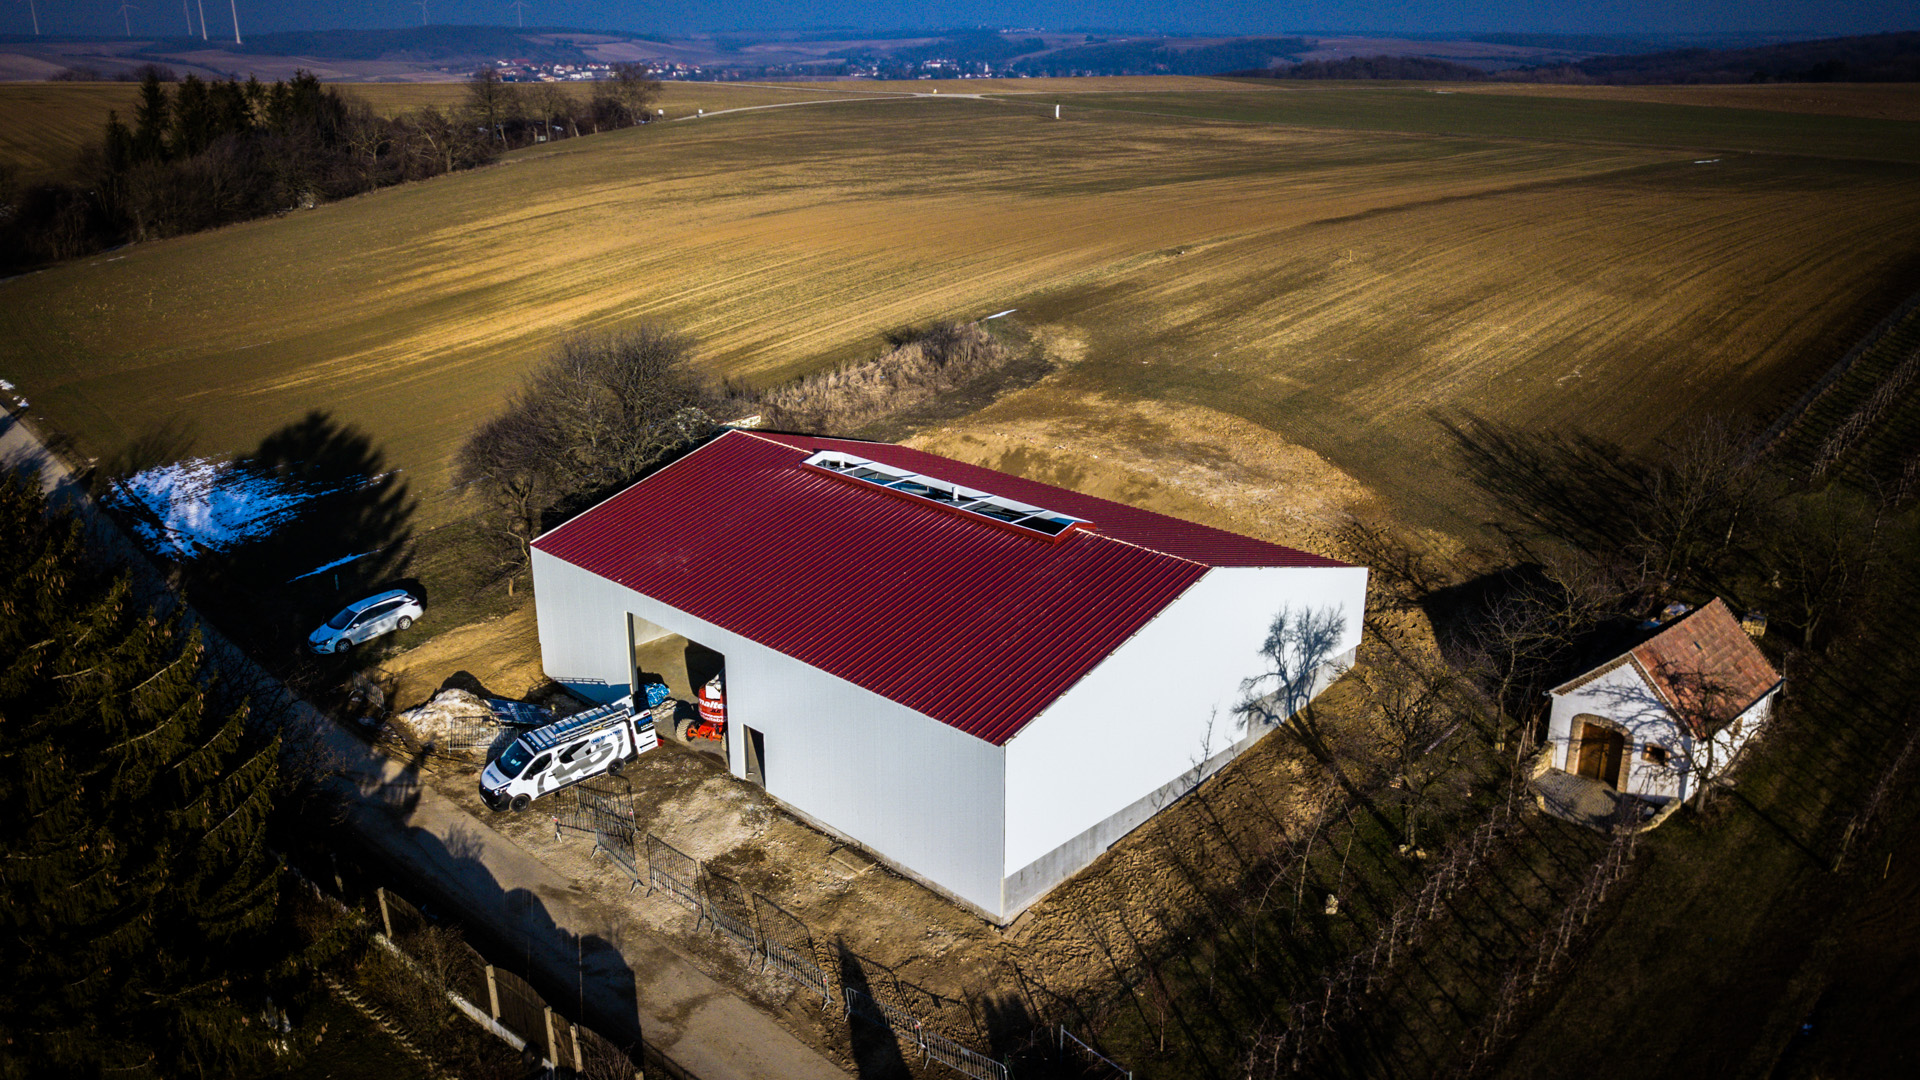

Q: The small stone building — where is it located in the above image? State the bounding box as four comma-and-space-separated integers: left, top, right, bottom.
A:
1545, 598, 1781, 804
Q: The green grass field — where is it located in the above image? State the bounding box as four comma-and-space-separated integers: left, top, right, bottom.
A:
2, 82, 1917, 544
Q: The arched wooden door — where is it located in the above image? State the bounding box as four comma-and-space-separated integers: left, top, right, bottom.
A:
1573, 715, 1627, 788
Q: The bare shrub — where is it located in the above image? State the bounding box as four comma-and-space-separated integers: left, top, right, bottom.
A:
756, 322, 1016, 434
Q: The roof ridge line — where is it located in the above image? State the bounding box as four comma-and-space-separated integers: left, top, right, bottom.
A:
1081, 528, 1212, 568
533, 430, 739, 548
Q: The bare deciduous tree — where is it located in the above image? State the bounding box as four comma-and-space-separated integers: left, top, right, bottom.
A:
1338, 650, 1471, 850
458, 328, 715, 591
464, 67, 521, 145
597, 62, 661, 126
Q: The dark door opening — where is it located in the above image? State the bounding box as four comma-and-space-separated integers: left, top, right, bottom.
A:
1576, 721, 1627, 788
745, 726, 766, 788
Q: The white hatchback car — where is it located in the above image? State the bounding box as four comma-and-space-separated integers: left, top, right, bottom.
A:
309, 589, 423, 654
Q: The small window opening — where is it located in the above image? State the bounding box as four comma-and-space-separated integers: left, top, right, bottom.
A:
1642, 745, 1670, 766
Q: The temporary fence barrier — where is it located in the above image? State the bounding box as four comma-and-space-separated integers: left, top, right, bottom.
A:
645, 834, 704, 912
554, 785, 631, 840
764, 939, 831, 1005
843, 987, 1008, 1080
923, 1027, 1011, 1080
705, 894, 760, 957
595, 818, 645, 893
552, 792, 598, 839
1058, 1025, 1131, 1079
441, 728, 505, 763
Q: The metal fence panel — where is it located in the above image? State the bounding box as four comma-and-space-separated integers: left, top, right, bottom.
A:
595, 820, 645, 893
706, 897, 759, 956
924, 1029, 1011, 1080
844, 988, 1006, 1080
765, 940, 831, 1003
553, 789, 598, 839
1059, 1025, 1131, 1079
645, 835, 704, 911
843, 986, 919, 1034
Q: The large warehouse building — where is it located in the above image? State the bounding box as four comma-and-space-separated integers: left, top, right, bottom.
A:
530, 430, 1368, 923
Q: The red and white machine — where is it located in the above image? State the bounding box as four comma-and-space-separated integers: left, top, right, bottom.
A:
686, 674, 726, 742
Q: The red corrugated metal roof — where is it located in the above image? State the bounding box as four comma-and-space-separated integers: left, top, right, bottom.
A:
534, 430, 1348, 745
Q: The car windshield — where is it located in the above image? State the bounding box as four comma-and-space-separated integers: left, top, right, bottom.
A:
326, 606, 359, 630
497, 740, 534, 778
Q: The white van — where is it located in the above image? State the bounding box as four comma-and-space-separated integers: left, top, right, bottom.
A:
479, 697, 658, 812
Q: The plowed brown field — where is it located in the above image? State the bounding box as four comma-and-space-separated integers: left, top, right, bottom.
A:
3, 85, 1918, 537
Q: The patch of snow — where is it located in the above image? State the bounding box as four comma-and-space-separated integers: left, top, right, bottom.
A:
107, 457, 384, 559
288, 548, 380, 583
985, 308, 1018, 320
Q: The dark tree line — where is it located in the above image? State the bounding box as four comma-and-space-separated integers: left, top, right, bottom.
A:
0, 473, 314, 1074
0, 63, 661, 271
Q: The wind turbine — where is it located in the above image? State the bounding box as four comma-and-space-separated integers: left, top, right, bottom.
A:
196, 0, 208, 40
24, 0, 39, 36
181, 0, 191, 34
118, 2, 138, 37
415, 0, 428, 26
508, 0, 526, 28
228, 0, 240, 44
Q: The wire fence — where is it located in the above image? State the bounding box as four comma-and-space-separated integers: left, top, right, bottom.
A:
843, 986, 1011, 1080
645, 834, 705, 912
289, 856, 676, 1078
1057, 1025, 1131, 1079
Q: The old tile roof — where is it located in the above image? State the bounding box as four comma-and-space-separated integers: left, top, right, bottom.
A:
1628, 599, 1781, 733
1551, 598, 1780, 735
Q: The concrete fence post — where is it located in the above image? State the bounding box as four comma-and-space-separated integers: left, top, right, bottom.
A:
486, 965, 501, 1020
572, 1018, 585, 1073
544, 1006, 557, 1064
376, 886, 393, 940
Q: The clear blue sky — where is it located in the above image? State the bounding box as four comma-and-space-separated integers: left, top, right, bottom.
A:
16, 1, 1917, 40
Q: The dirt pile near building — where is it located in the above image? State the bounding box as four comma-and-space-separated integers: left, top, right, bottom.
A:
390, 688, 509, 752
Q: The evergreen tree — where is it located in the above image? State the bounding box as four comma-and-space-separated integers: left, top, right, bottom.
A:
131, 70, 171, 163
170, 74, 214, 158
0, 474, 287, 1076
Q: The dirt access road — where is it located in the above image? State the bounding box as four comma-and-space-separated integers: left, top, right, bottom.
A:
0, 410, 850, 1080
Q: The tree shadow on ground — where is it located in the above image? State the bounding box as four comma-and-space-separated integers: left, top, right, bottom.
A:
1433, 412, 1650, 559
835, 940, 913, 1080
179, 410, 416, 669
307, 765, 649, 1071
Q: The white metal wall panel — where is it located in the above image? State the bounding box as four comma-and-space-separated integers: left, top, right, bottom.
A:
531, 550, 1007, 914
1001, 564, 1368, 877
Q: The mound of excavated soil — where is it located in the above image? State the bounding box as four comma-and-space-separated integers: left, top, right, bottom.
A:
392, 688, 504, 750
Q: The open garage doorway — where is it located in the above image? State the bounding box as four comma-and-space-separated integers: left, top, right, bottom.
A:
628, 613, 727, 760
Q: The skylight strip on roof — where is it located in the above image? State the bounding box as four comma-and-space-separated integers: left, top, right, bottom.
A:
803, 449, 1092, 541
